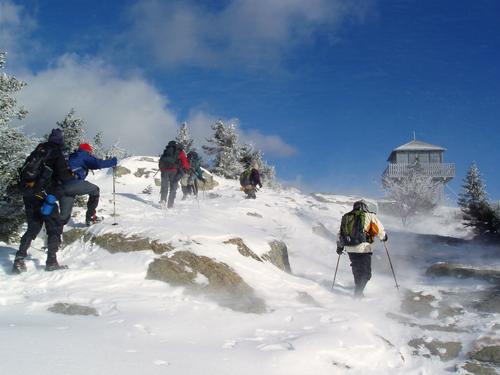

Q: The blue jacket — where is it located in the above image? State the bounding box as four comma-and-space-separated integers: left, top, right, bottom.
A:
67, 150, 117, 182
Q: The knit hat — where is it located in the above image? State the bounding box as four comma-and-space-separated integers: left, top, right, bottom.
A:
48, 128, 64, 145
79, 143, 93, 153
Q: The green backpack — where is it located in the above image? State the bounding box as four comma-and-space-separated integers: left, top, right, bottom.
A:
239, 169, 252, 186
159, 141, 181, 169
339, 210, 368, 246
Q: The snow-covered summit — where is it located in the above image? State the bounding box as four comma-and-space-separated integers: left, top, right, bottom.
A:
0, 156, 497, 375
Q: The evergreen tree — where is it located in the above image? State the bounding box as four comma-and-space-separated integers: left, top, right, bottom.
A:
92, 131, 106, 158
458, 162, 499, 237
239, 143, 279, 189
56, 109, 86, 153
0, 52, 35, 241
175, 122, 194, 154
202, 120, 242, 179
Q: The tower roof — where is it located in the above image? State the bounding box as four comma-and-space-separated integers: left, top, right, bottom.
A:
392, 139, 446, 152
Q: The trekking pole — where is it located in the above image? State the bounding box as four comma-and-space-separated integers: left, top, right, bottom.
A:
112, 167, 118, 225
152, 169, 159, 178
383, 241, 400, 292
331, 253, 341, 290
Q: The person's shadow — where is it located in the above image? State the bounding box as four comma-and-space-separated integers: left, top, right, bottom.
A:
0, 244, 44, 274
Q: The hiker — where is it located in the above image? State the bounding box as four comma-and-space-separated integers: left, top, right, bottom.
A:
13, 128, 75, 273
59, 143, 117, 226
337, 200, 388, 298
239, 163, 262, 199
181, 150, 205, 200
158, 140, 190, 208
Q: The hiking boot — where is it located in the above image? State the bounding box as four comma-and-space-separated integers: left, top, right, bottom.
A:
86, 214, 102, 226
45, 253, 68, 272
159, 200, 166, 208
12, 258, 27, 274
45, 260, 69, 272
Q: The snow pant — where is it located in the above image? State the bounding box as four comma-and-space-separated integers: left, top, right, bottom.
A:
242, 184, 256, 199
181, 174, 198, 199
16, 195, 62, 260
160, 170, 181, 208
59, 181, 100, 224
348, 252, 372, 297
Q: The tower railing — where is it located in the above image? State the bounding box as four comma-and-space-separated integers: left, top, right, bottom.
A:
383, 163, 455, 179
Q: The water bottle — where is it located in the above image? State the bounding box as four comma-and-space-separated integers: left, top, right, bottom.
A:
40, 194, 57, 216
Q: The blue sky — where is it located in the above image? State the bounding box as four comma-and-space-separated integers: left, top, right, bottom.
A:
1, 0, 499, 200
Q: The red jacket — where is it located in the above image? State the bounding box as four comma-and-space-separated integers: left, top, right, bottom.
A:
160, 150, 191, 172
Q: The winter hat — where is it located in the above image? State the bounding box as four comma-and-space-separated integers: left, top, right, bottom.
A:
79, 143, 93, 153
48, 128, 64, 145
353, 200, 370, 212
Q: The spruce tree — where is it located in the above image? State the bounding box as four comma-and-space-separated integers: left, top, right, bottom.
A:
175, 122, 194, 154
56, 109, 86, 153
203, 120, 242, 179
0, 52, 35, 241
458, 162, 499, 237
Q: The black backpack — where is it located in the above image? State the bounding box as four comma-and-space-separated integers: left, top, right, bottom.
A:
159, 141, 181, 169
18, 144, 54, 191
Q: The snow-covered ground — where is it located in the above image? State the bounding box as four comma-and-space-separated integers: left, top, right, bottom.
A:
0, 156, 498, 374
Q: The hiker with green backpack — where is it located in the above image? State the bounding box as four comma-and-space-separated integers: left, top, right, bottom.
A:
336, 200, 388, 298
239, 163, 262, 199
158, 140, 190, 208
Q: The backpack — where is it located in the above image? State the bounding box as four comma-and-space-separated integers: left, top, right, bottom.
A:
239, 169, 252, 187
339, 210, 369, 246
18, 144, 54, 191
159, 141, 181, 169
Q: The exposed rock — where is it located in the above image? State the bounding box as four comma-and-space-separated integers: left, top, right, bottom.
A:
114, 166, 131, 177
207, 192, 221, 199
134, 168, 155, 178
224, 238, 262, 261
91, 232, 172, 254
246, 212, 263, 218
138, 157, 155, 162
262, 240, 292, 273
62, 228, 87, 246
310, 193, 332, 203
386, 312, 468, 333
296, 291, 320, 306
460, 361, 498, 375
408, 338, 462, 361
48, 302, 98, 316
401, 290, 437, 318
472, 286, 500, 313
146, 251, 267, 313
469, 337, 500, 364
154, 178, 161, 187
426, 263, 500, 284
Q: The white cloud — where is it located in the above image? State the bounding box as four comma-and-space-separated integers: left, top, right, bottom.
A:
240, 129, 297, 158
0, 0, 38, 65
17, 55, 178, 155
123, 0, 373, 69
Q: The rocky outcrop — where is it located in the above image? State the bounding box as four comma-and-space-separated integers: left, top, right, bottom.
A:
91, 232, 173, 254
408, 338, 462, 361
224, 238, 262, 261
62, 228, 88, 247
312, 223, 336, 241
262, 240, 292, 273
197, 172, 218, 191
146, 251, 266, 313
48, 303, 99, 316
426, 263, 500, 284
114, 166, 131, 177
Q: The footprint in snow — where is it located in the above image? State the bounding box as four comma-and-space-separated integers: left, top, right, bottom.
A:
258, 342, 295, 351
222, 340, 237, 349
153, 360, 169, 366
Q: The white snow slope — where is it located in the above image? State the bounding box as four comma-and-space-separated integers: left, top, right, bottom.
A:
0, 156, 497, 375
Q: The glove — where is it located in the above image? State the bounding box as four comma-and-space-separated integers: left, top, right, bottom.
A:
111, 157, 118, 166
259, 183, 263, 188
336, 246, 344, 255
382, 233, 389, 242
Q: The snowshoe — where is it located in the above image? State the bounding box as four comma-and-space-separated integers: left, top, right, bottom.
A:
12, 258, 27, 274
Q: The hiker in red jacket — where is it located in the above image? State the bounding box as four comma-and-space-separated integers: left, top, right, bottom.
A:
158, 141, 190, 208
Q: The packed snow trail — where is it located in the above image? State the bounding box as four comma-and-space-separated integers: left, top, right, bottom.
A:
0, 157, 494, 375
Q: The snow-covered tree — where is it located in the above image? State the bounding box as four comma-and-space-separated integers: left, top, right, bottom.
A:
106, 141, 130, 160
92, 131, 106, 159
175, 122, 194, 154
383, 161, 440, 225
0, 52, 35, 241
56, 109, 86, 153
458, 162, 499, 237
202, 120, 242, 179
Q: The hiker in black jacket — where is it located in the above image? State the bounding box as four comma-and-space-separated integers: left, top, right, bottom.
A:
13, 129, 74, 273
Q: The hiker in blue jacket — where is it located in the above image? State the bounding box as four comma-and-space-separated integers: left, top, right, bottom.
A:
60, 143, 117, 226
